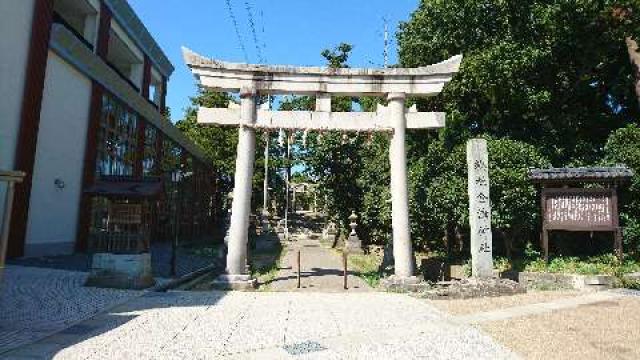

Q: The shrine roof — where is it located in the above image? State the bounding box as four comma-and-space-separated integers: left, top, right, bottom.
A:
182, 47, 462, 96
528, 167, 634, 183
182, 47, 462, 77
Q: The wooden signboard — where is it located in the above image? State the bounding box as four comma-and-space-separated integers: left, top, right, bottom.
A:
541, 188, 621, 261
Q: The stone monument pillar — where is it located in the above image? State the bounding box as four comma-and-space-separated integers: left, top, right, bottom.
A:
466, 139, 494, 278
213, 87, 258, 289
388, 92, 414, 279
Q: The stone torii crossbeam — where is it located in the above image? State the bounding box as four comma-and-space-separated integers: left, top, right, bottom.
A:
183, 47, 462, 289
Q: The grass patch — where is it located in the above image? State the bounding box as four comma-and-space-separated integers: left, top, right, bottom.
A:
487, 249, 640, 277
250, 241, 285, 291
618, 277, 640, 290
348, 252, 383, 288
517, 254, 640, 276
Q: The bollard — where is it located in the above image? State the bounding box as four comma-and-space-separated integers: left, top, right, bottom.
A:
343, 251, 348, 290
297, 250, 301, 289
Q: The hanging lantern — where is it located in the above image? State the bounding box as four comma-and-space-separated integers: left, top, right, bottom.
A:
278, 128, 285, 147
302, 129, 309, 148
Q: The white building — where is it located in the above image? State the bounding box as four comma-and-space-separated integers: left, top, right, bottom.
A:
0, 0, 213, 258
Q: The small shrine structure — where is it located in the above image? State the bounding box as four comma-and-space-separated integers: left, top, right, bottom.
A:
84, 176, 163, 289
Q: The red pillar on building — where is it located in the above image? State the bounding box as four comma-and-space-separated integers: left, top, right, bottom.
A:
75, 1, 112, 252
8, 0, 55, 258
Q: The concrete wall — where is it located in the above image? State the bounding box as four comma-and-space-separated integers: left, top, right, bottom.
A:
24, 52, 92, 257
0, 0, 35, 229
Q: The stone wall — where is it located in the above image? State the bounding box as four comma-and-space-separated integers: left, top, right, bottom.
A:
518, 272, 615, 291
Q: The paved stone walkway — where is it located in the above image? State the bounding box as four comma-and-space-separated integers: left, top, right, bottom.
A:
3, 291, 516, 359
0, 266, 143, 355
267, 237, 371, 292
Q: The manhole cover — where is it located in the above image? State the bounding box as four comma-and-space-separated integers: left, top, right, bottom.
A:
282, 341, 327, 356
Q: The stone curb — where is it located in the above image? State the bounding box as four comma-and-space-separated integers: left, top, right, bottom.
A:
151, 261, 221, 292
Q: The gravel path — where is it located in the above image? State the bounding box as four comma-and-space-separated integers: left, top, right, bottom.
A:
4, 291, 516, 359
267, 237, 371, 292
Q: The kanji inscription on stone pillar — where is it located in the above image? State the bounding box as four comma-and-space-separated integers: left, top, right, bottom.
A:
467, 139, 494, 278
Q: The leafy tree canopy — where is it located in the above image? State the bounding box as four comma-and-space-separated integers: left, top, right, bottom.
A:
397, 0, 640, 164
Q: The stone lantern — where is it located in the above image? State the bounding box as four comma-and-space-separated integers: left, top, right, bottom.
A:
321, 220, 338, 248
345, 211, 364, 254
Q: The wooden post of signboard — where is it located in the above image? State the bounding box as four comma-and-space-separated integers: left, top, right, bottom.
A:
612, 186, 623, 260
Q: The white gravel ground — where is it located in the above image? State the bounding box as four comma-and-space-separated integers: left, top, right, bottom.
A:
4, 291, 517, 359
0, 266, 142, 354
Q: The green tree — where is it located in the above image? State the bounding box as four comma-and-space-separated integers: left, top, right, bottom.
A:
604, 124, 640, 255
279, 43, 365, 234
397, 0, 640, 165
176, 89, 237, 178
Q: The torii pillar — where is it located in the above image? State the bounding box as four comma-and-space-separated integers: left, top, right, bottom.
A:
388, 93, 414, 279
212, 87, 258, 289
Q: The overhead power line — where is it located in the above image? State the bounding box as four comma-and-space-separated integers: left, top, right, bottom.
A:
244, 1, 265, 63
224, 0, 250, 63
259, 8, 268, 62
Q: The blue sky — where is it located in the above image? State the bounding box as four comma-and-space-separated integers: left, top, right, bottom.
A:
128, 0, 419, 122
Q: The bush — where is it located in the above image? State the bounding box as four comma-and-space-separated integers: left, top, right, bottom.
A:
522, 254, 640, 275
408, 136, 549, 256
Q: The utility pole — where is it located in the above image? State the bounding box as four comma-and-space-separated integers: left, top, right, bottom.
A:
284, 131, 291, 240
383, 17, 389, 68
261, 131, 270, 232
261, 99, 271, 232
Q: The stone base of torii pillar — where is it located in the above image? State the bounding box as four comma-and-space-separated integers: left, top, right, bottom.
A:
380, 275, 424, 292
211, 274, 257, 291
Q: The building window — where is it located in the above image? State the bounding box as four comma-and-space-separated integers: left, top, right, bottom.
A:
96, 94, 139, 176
148, 67, 164, 108
53, 0, 99, 50
143, 124, 159, 176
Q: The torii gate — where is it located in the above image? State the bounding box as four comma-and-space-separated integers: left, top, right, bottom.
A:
183, 48, 462, 289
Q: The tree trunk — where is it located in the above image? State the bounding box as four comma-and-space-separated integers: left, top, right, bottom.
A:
626, 37, 640, 106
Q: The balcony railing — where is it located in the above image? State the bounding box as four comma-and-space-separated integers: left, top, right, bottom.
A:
106, 61, 141, 94
52, 12, 94, 51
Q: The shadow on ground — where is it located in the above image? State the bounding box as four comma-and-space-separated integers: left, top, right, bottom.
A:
2, 286, 229, 359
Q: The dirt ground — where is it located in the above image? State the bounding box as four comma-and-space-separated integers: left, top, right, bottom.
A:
430, 290, 640, 360
429, 290, 581, 316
